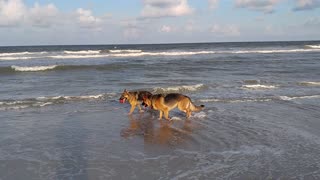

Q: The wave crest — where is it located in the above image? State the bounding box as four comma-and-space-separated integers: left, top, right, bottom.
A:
0, 93, 116, 110
64, 50, 101, 54
152, 84, 207, 94
279, 95, 320, 101
305, 45, 320, 49
108, 49, 142, 53
241, 84, 277, 90
11, 65, 58, 72
298, 81, 320, 86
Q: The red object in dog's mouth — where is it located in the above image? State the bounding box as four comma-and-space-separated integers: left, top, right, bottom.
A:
119, 99, 125, 103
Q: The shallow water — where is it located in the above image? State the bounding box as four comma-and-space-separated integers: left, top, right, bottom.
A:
1, 41, 320, 179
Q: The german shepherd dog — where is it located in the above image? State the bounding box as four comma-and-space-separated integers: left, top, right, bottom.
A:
142, 93, 204, 120
119, 89, 152, 115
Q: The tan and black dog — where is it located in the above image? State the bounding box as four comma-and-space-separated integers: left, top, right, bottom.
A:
142, 93, 204, 120
119, 89, 152, 115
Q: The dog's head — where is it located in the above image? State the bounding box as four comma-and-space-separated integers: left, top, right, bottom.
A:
119, 89, 129, 103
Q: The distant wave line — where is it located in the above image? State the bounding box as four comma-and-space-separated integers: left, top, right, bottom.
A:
0, 51, 47, 57
0, 93, 116, 110
11, 65, 58, 72
305, 45, 320, 49
1, 48, 320, 61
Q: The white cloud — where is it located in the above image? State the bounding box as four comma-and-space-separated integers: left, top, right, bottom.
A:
210, 24, 240, 36
28, 3, 59, 28
0, 0, 26, 26
0, 0, 104, 29
235, 0, 280, 13
159, 25, 173, 33
304, 17, 320, 27
76, 8, 101, 28
293, 0, 320, 11
141, 0, 193, 18
208, 0, 219, 9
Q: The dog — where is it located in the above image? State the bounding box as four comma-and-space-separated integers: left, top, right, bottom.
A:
142, 93, 204, 120
119, 89, 152, 115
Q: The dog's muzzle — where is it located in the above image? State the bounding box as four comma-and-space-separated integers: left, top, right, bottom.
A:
119, 98, 126, 104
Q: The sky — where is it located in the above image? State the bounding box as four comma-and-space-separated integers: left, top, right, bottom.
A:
0, 0, 319, 46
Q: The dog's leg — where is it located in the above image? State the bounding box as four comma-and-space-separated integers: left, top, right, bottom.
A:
137, 104, 144, 113
158, 111, 163, 120
128, 105, 135, 115
186, 110, 191, 119
164, 109, 170, 120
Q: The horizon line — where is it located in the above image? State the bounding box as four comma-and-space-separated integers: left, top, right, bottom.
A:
1, 39, 319, 47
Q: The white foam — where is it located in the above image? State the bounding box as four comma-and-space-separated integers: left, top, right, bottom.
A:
199, 98, 272, 103
232, 48, 320, 54
305, 45, 320, 49
109, 49, 142, 53
279, 95, 320, 101
64, 50, 101, 54
153, 84, 206, 93
241, 84, 277, 90
171, 116, 182, 121
49, 54, 110, 59
192, 112, 207, 118
36, 93, 113, 101
0, 56, 35, 60
11, 65, 58, 72
298, 81, 320, 86
0, 51, 46, 57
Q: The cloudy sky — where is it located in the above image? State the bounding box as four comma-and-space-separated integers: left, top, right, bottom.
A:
0, 0, 319, 45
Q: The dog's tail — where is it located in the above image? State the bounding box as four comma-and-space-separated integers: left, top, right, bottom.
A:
190, 102, 205, 112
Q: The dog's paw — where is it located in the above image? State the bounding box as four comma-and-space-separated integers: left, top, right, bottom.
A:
139, 110, 145, 113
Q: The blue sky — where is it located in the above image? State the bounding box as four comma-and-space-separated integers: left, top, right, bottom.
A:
0, 0, 319, 45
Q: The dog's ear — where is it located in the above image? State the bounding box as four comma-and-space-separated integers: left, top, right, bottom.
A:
123, 89, 127, 93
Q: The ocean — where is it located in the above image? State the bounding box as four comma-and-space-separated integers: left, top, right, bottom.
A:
1, 41, 320, 179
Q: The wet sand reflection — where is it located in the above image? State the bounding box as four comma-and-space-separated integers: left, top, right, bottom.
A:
121, 113, 196, 146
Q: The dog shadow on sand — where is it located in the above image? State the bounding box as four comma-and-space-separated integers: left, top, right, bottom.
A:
120, 111, 201, 146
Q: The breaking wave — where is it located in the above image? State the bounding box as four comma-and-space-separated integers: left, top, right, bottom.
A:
200, 94, 320, 104
11, 65, 58, 72
241, 84, 277, 90
108, 49, 142, 53
152, 84, 207, 94
199, 97, 273, 103
232, 49, 320, 54
64, 50, 101, 54
1, 47, 320, 61
298, 81, 320, 86
0, 51, 47, 57
0, 93, 116, 110
305, 45, 320, 49
279, 95, 320, 101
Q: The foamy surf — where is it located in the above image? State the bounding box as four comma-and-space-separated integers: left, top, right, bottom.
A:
305, 45, 320, 49
298, 81, 320, 86
0, 51, 47, 56
279, 95, 320, 101
11, 65, 58, 72
241, 84, 277, 90
64, 50, 101, 54
153, 84, 207, 94
49, 54, 110, 59
109, 49, 142, 53
0, 93, 116, 111
232, 48, 320, 54
199, 98, 273, 103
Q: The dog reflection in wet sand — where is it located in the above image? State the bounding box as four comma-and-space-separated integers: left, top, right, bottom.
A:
121, 114, 195, 145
